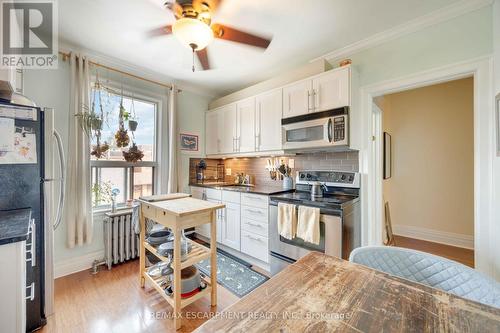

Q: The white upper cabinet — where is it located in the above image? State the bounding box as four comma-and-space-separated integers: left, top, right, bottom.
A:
220, 103, 237, 154
236, 97, 256, 153
206, 103, 237, 155
312, 67, 350, 112
256, 89, 282, 152
205, 110, 220, 155
282, 79, 312, 118
205, 65, 355, 156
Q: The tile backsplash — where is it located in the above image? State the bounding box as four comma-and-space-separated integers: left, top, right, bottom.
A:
189, 151, 359, 187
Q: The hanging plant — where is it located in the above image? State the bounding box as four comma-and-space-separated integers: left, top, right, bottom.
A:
122, 142, 144, 162
128, 119, 138, 132
75, 109, 101, 138
127, 94, 138, 132
76, 70, 108, 138
91, 142, 109, 159
115, 128, 130, 147
115, 99, 130, 147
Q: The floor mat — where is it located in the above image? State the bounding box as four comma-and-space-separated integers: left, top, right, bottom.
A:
196, 250, 269, 297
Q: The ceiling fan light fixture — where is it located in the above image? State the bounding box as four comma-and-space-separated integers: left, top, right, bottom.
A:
172, 17, 213, 51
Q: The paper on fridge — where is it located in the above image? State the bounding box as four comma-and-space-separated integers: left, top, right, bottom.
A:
0, 117, 15, 152
0, 131, 37, 164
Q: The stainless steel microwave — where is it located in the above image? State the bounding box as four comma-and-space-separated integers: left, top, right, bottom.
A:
282, 107, 349, 150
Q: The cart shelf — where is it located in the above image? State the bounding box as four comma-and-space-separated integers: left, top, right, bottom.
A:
138, 194, 223, 330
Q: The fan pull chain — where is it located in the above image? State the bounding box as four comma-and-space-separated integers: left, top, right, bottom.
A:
192, 48, 195, 72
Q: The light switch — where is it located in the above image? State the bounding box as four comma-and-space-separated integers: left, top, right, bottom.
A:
288, 159, 295, 168
226, 168, 232, 176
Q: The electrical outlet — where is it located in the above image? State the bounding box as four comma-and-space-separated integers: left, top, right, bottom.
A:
288, 158, 295, 168
226, 168, 232, 176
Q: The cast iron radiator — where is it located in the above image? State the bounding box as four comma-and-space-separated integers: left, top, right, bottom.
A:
92, 209, 140, 273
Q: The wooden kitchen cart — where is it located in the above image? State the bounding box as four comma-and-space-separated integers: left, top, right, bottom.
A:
138, 194, 225, 330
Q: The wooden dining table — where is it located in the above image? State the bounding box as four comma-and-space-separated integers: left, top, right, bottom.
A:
194, 252, 500, 332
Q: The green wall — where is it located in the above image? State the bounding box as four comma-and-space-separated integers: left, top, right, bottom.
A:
350, 6, 493, 87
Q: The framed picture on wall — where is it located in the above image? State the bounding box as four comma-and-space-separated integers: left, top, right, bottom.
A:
497, 93, 500, 156
180, 133, 199, 151
383, 132, 392, 179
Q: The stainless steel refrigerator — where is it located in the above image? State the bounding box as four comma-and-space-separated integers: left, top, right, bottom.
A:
0, 99, 64, 332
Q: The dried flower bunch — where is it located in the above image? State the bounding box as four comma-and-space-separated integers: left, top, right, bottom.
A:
91, 142, 109, 158
114, 128, 130, 147
122, 143, 144, 162
115, 101, 130, 147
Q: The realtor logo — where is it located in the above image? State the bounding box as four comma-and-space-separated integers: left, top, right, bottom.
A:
1, 0, 58, 69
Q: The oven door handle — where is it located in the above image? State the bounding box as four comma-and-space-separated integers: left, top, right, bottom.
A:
269, 251, 296, 264
327, 118, 333, 143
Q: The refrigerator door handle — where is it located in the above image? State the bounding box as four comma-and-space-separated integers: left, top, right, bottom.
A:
52, 129, 66, 230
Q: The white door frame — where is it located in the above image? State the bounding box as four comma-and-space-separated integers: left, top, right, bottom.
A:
359, 56, 495, 277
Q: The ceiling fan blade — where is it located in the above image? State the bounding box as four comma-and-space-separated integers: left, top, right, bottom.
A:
165, 1, 183, 19
196, 48, 210, 70
192, 0, 223, 14
146, 25, 173, 38
211, 23, 271, 49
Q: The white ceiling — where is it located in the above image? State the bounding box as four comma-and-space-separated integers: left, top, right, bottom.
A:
59, 0, 461, 97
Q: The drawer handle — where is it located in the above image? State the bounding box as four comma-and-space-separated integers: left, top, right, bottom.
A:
26, 282, 35, 301
246, 221, 263, 228
246, 234, 264, 242
246, 209, 263, 215
246, 196, 262, 201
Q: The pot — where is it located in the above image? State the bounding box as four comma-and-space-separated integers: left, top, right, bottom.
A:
311, 181, 327, 198
157, 240, 192, 260
147, 261, 173, 278
146, 230, 171, 245
128, 120, 138, 131
165, 266, 205, 297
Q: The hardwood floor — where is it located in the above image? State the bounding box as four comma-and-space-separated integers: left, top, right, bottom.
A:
40, 260, 238, 333
394, 235, 474, 268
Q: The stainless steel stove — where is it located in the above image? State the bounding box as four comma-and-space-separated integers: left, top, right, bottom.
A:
268, 170, 361, 276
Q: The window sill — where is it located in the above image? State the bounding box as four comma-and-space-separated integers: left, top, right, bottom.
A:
93, 205, 133, 217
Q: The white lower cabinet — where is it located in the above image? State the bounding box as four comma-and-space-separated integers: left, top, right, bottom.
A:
241, 217, 268, 237
240, 194, 269, 263
197, 198, 223, 241
0, 241, 26, 333
191, 187, 270, 264
192, 187, 222, 241
241, 230, 269, 263
221, 201, 241, 251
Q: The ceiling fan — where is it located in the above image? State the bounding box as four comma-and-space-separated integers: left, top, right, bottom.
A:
148, 0, 272, 71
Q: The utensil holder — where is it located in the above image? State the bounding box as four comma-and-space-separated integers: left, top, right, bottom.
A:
283, 176, 293, 190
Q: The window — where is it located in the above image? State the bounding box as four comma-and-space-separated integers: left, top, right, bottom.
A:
90, 88, 158, 208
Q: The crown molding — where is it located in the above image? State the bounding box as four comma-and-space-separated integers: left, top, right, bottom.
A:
311, 0, 494, 63
58, 41, 217, 98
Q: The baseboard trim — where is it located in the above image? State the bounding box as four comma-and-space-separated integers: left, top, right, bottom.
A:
54, 250, 104, 279
392, 225, 474, 250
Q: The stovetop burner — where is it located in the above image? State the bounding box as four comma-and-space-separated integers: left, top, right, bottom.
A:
270, 191, 359, 210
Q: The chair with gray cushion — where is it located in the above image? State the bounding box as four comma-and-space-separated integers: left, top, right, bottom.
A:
349, 246, 500, 308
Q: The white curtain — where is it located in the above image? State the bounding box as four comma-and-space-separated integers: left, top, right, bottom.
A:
167, 85, 179, 193
64, 53, 93, 248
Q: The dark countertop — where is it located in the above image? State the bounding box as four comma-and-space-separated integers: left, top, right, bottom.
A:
0, 208, 32, 246
189, 183, 294, 196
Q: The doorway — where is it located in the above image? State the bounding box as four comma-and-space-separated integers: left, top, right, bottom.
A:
376, 78, 474, 267
360, 58, 495, 277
